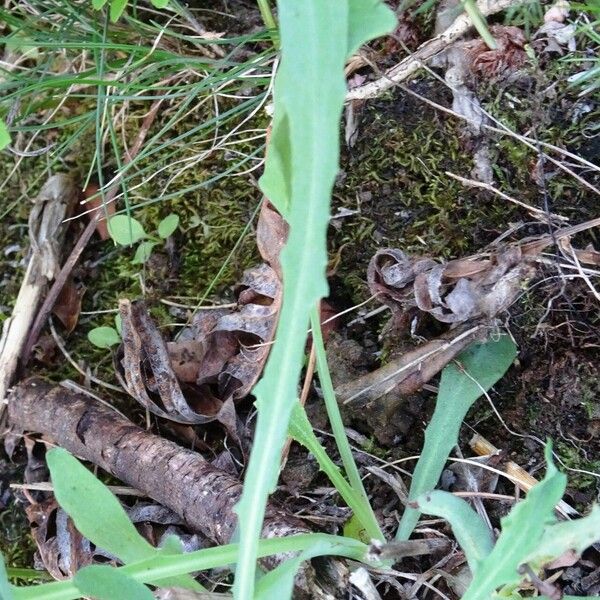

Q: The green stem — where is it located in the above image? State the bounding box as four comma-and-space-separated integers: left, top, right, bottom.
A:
12, 534, 366, 600
309, 305, 383, 540
257, 0, 277, 31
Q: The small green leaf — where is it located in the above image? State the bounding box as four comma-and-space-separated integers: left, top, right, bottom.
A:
0, 118, 11, 151
397, 335, 517, 540
132, 241, 158, 264
114, 313, 123, 335
92, 0, 109, 9
151, 0, 170, 7
157, 214, 179, 239
74, 565, 153, 600
108, 215, 146, 246
0, 554, 14, 600
525, 504, 600, 569
47, 448, 155, 564
110, 0, 128, 22
88, 326, 121, 349
463, 444, 567, 599
414, 490, 494, 573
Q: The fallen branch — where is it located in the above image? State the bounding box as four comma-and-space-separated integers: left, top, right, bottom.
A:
346, 0, 522, 101
7, 378, 342, 598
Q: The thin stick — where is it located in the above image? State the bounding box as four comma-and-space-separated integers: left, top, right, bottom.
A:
445, 171, 568, 223
280, 342, 316, 470
22, 99, 163, 363
470, 433, 578, 517
346, 0, 522, 101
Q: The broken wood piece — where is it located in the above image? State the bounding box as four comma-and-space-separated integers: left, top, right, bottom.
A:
0, 175, 78, 405
8, 378, 345, 598
335, 324, 487, 408
469, 433, 578, 517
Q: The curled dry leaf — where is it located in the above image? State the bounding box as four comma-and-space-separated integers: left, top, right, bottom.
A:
256, 199, 288, 278
117, 263, 281, 429
117, 299, 220, 424
368, 246, 535, 324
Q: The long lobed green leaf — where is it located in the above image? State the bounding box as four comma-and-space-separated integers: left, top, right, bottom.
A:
233, 2, 395, 597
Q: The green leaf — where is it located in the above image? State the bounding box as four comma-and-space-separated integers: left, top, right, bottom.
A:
108, 215, 146, 246
114, 313, 123, 335
110, 0, 128, 22
132, 241, 158, 264
234, 2, 395, 596
74, 566, 153, 600
151, 0, 170, 7
92, 0, 109, 9
462, 444, 567, 600
0, 554, 14, 600
157, 214, 179, 239
347, 0, 398, 54
414, 490, 494, 573
0, 118, 11, 151
47, 448, 156, 565
259, 111, 292, 217
288, 401, 381, 540
255, 541, 331, 599
397, 335, 517, 540
343, 514, 370, 543
47, 449, 202, 592
88, 326, 121, 348
525, 504, 600, 569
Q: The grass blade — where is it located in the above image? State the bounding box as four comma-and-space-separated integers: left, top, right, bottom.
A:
289, 401, 383, 541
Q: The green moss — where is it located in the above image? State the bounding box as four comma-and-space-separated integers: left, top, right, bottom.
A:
331, 92, 519, 304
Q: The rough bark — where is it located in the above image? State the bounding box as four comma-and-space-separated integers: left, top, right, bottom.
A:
7, 378, 342, 597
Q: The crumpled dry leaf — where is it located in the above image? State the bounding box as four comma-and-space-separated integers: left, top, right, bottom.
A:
464, 25, 528, 78
368, 246, 535, 324
26, 499, 99, 579
117, 299, 221, 425
118, 263, 281, 433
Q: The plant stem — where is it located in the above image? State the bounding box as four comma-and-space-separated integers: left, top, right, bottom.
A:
12, 535, 366, 600
309, 305, 384, 540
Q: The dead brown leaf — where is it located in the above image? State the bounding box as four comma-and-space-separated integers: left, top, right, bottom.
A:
26, 499, 99, 579
465, 25, 528, 78
118, 263, 280, 432
368, 247, 535, 324
52, 276, 85, 333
